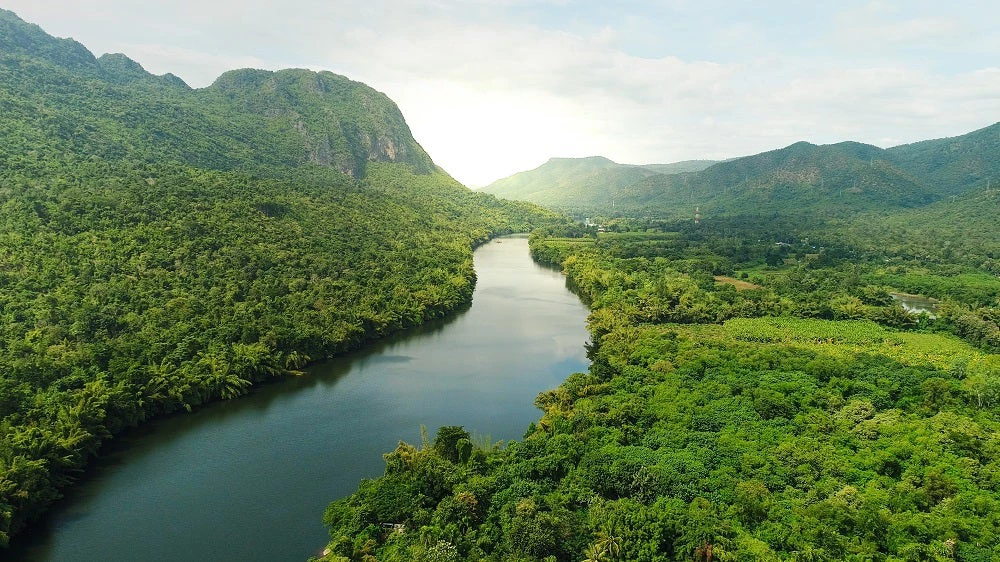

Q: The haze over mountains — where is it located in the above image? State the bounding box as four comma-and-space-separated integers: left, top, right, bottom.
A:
480, 156, 716, 209
483, 123, 1000, 218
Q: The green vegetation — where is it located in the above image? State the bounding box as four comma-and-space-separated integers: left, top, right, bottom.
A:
886, 123, 1000, 197
484, 125, 999, 219
319, 212, 998, 560
4, 7, 999, 560
0, 7, 436, 180
480, 157, 714, 210
0, 9, 562, 546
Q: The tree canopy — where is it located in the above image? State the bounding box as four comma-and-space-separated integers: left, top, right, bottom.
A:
0, 9, 563, 546
317, 213, 999, 561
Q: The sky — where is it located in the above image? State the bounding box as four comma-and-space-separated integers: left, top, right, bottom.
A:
4, 1, 999, 186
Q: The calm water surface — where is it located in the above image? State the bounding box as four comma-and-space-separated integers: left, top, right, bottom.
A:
889, 292, 940, 317
13, 235, 589, 561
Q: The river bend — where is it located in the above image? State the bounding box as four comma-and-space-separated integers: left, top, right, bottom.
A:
13, 235, 590, 562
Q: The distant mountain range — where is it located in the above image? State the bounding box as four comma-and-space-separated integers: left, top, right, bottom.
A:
482, 123, 1000, 218
480, 156, 715, 209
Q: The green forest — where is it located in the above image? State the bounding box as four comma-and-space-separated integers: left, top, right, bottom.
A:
2, 7, 999, 562
0, 9, 561, 546
483, 125, 999, 220
317, 191, 999, 559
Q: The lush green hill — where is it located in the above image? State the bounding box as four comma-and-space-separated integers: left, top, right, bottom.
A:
203, 67, 435, 176
485, 124, 998, 219
887, 122, 1000, 196
0, 9, 561, 546
481, 157, 715, 210
0, 9, 101, 73
623, 141, 935, 219
0, 8, 433, 178
835, 185, 1000, 277
481, 156, 655, 208
483, 139, 938, 218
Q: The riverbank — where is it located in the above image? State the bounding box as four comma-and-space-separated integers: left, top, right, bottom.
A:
12, 236, 590, 562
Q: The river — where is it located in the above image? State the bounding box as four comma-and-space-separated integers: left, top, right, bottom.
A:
11, 235, 590, 562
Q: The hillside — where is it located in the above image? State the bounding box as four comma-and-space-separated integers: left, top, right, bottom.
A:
0, 9, 560, 547
838, 185, 1000, 276
623, 140, 935, 218
203, 67, 435, 177
484, 124, 999, 219
887, 122, 1000, 196
0, 8, 432, 178
481, 156, 657, 208
481, 157, 714, 210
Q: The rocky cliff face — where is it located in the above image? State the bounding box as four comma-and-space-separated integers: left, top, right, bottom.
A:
208, 68, 434, 177
0, 8, 434, 179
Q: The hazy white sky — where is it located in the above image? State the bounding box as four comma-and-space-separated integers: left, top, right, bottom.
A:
4, 1, 999, 185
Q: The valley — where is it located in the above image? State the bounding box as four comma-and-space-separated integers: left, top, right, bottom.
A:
10, 237, 589, 562
0, 8, 561, 548
0, 7, 998, 562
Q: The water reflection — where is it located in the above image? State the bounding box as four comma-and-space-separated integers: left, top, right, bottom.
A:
14, 235, 590, 562
889, 292, 940, 318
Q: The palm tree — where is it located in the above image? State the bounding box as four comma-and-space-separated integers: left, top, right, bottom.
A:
581, 543, 606, 562
583, 526, 623, 562
595, 527, 623, 561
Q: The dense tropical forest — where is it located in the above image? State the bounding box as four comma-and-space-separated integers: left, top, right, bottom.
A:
2, 7, 999, 562
319, 135, 999, 559
0, 9, 561, 547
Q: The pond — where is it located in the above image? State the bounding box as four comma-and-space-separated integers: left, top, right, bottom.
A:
890, 291, 940, 318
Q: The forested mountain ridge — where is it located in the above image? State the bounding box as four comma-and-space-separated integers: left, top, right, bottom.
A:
620, 139, 936, 217
0, 10, 562, 547
887, 122, 1000, 196
0, 8, 430, 178
0, 9, 105, 75
203, 67, 435, 177
480, 156, 715, 209
641, 160, 719, 175
484, 122, 999, 218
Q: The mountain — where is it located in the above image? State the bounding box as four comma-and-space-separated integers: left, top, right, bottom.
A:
843, 183, 1000, 273
97, 52, 189, 87
620, 140, 935, 218
204, 67, 435, 176
0, 8, 431, 178
481, 156, 715, 209
0, 8, 98, 73
887, 121, 1000, 196
485, 124, 999, 218
0, 9, 560, 547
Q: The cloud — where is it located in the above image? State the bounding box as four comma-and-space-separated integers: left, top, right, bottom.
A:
835, 15, 962, 46
3, 0, 999, 185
